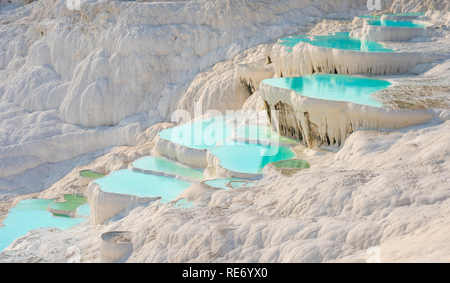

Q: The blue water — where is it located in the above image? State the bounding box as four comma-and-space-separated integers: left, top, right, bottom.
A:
262, 74, 391, 107
76, 204, 91, 216
209, 141, 296, 174
384, 12, 426, 17
278, 32, 395, 53
358, 15, 382, 19
0, 199, 85, 252
367, 19, 429, 28
95, 170, 192, 201
204, 178, 243, 190
158, 116, 234, 150
173, 198, 194, 209
132, 156, 204, 180
235, 125, 299, 144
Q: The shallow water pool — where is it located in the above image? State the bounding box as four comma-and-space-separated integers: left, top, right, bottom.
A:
49, 195, 87, 212
95, 170, 192, 201
132, 156, 204, 180
209, 141, 296, 175
367, 19, 430, 28
0, 199, 85, 252
272, 159, 310, 169
76, 204, 91, 216
262, 74, 391, 107
79, 170, 104, 179
278, 32, 395, 53
235, 125, 299, 144
358, 15, 382, 19
158, 116, 234, 150
384, 12, 426, 17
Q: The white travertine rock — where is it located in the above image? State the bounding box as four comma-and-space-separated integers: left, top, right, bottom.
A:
153, 134, 208, 168
361, 24, 426, 42
101, 231, 133, 263
235, 63, 274, 93
205, 150, 262, 180
87, 181, 159, 225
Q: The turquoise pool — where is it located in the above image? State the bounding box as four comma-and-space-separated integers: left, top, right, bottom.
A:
95, 170, 192, 201
158, 116, 234, 150
358, 15, 382, 19
209, 141, 296, 174
235, 125, 299, 144
0, 199, 85, 252
367, 19, 429, 28
277, 32, 395, 53
262, 74, 392, 107
76, 204, 91, 216
132, 156, 204, 180
173, 198, 194, 209
384, 12, 425, 17
49, 195, 87, 212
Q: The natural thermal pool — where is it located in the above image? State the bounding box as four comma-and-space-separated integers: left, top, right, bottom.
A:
358, 15, 382, 19
384, 12, 426, 17
261, 74, 392, 107
234, 125, 299, 144
132, 156, 204, 180
367, 20, 430, 28
49, 195, 87, 212
79, 170, 104, 179
76, 204, 91, 216
158, 115, 234, 150
0, 199, 85, 252
209, 141, 296, 174
272, 159, 310, 169
277, 32, 396, 53
94, 170, 192, 201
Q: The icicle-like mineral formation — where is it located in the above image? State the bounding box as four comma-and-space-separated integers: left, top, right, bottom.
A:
271, 42, 445, 78
235, 64, 274, 94
259, 83, 434, 148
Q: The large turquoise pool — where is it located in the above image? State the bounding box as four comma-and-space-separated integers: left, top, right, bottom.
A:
0, 199, 85, 252
209, 141, 296, 174
132, 156, 204, 180
367, 19, 430, 28
158, 116, 234, 150
95, 170, 192, 201
278, 32, 395, 53
262, 74, 392, 107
